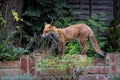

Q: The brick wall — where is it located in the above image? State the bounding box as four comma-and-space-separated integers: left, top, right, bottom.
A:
20, 52, 120, 80
0, 52, 120, 80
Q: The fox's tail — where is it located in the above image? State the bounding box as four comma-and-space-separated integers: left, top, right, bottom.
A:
88, 30, 105, 58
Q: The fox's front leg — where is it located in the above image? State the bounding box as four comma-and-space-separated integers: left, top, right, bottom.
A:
60, 41, 66, 56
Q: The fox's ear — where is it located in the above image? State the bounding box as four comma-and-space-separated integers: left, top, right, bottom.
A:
50, 18, 53, 26
44, 22, 48, 25
50, 22, 53, 26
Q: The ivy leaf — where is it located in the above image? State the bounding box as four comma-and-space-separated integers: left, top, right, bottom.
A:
23, 8, 41, 17
24, 20, 34, 27
13, 47, 28, 54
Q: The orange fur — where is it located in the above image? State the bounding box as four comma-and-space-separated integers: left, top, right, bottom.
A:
42, 23, 105, 57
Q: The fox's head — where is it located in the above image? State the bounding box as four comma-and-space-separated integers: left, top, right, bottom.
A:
42, 23, 54, 37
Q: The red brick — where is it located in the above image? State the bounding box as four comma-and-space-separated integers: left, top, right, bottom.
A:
20, 56, 35, 75
0, 61, 20, 68
111, 65, 116, 73
20, 56, 28, 74
82, 74, 109, 80
106, 53, 117, 74
28, 56, 35, 75
86, 66, 108, 74
0, 68, 20, 76
116, 54, 120, 73
106, 53, 115, 63
92, 58, 109, 66
110, 56, 115, 63
79, 75, 97, 80
99, 76, 104, 80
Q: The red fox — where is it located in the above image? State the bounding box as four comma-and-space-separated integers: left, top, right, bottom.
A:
42, 23, 105, 57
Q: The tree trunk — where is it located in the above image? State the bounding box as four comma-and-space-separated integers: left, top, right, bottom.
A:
0, 0, 23, 36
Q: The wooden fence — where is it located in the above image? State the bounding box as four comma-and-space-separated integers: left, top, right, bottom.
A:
66, 0, 114, 25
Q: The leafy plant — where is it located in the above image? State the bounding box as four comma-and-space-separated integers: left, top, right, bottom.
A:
0, 16, 7, 26
105, 19, 120, 52
65, 40, 82, 54
0, 29, 28, 61
37, 54, 92, 79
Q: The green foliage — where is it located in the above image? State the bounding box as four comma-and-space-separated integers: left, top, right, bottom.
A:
105, 19, 120, 52
54, 17, 72, 28
37, 54, 92, 77
0, 27, 28, 61
0, 10, 29, 61
22, 0, 73, 34
0, 17, 7, 26
66, 40, 82, 54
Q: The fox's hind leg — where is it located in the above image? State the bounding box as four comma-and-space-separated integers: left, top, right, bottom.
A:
79, 38, 88, 55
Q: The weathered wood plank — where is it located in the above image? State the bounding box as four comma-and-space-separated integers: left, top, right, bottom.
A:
92, 0, 113, 4
74, 14, 89, 20
66, 0, 80, 4
91, 10, 113, 17
92, 5, 113, 10
73, 10, 89, 15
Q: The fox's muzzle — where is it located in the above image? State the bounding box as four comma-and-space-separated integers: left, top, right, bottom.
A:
42, 32, 50, 37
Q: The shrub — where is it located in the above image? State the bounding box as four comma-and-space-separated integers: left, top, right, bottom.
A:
105, 19, 120, 52
0, 29, 28, 61
0, 12, 28, 61
65, 40, 82, 54
37, 54, 92, 79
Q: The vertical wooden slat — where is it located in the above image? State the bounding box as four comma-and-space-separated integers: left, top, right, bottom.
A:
116, 0, 120, 22
89, 0, 92, 18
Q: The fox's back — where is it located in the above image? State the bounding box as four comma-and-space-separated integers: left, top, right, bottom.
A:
59, 23, 91, 41
63, 23, 91, 31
